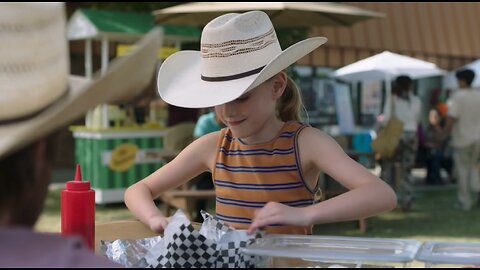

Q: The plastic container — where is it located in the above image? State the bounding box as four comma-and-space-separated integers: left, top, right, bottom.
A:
61, 164, 95, 250
415, 241, 480, 267
241, 234, 421, 268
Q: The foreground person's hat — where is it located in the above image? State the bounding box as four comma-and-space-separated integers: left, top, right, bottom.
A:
0, 3, 161, 159
158, 10, 327, 108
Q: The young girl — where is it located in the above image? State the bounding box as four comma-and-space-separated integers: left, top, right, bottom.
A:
125, 10, 397, 235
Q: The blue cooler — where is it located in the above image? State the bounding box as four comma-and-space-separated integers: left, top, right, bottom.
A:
352, 131, 374, 168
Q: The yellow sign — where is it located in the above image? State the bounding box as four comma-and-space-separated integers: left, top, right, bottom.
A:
117, 44, 179, 60
109, 143, 138, 172
158, 47, 179, 59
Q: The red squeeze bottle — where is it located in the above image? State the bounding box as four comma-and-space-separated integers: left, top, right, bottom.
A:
61, 164, 95, 250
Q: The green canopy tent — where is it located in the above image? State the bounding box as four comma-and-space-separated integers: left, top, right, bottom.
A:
67, 8, 200, 78
67, 8, 200, 129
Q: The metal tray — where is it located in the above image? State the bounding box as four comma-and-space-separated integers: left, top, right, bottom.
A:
242, 234, 421, 263
415, 241, 480, 265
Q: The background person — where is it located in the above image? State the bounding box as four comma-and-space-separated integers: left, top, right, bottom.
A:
424, 108, 447, 185
0, 3, 160, 267
125, 10, 397, 235
443, 69, 480, 211
378, 75, 422, 211
193, 110, 225, 139
435, 98, 454, 183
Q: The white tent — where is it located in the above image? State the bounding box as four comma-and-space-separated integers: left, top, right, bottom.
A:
443, 59, 480, 89
330, 51, 446, 117
331, 51, 446, 83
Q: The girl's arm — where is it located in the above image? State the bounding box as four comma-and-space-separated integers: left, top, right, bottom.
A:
124, 131, 219, 232
301, 128, 397, 224
248, 127, 397, 233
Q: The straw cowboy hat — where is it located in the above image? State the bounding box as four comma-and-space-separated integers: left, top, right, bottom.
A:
157, 10, 327, 108
0, 3, 161, 159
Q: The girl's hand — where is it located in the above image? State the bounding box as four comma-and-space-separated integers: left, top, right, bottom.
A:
148, 215, 170, 233
247, 202, 311, 235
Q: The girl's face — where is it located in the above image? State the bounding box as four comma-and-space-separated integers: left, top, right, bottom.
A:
215, 73, 286, 143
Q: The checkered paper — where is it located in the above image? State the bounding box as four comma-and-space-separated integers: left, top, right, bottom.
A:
201, 210, 262, 268
217, 236, 258, 268
153, 223, 218, 268
142, 210, 262, 268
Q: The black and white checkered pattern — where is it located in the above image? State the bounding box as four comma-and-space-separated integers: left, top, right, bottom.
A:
216, 239, 259, 268
202, 210, 262, 268
148, 210, 262, 268
152, 223, 218, 268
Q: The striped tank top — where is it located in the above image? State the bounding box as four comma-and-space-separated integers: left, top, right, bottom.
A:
213, 121, 318, 234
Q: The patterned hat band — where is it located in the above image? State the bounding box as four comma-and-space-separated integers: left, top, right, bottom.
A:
200, 28, 279, 82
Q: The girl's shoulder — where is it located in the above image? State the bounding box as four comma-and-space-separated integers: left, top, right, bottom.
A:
183, 130, 223, 164
296, 126, 350, 166
192, 129, 223, 146
298, 126, 353, 156
297, 125, 335, 146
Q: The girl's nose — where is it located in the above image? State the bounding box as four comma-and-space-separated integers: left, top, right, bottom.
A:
221, 101, 237, 118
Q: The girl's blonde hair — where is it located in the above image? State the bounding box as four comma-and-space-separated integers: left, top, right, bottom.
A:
276, 74, 303, 122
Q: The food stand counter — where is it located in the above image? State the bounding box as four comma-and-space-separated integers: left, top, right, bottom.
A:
71, 127, 170, 204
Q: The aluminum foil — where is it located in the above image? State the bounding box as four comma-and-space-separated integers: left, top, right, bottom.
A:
100, 210, 262, 268
100, 235, 162, 267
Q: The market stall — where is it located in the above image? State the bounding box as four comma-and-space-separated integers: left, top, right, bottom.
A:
66, 9, 201, 204
71, 126, 173, 204
330, 51, 446, 128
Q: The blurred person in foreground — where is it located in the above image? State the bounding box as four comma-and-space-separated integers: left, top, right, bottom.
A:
442, 69, 480, 211
378, 75, 422, 212
0, 3, 160, 267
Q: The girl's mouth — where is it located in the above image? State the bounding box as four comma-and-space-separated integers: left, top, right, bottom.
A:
227, 119, 245, 126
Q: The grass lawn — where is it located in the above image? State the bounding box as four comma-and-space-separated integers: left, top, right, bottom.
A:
313, 184, 480, 243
